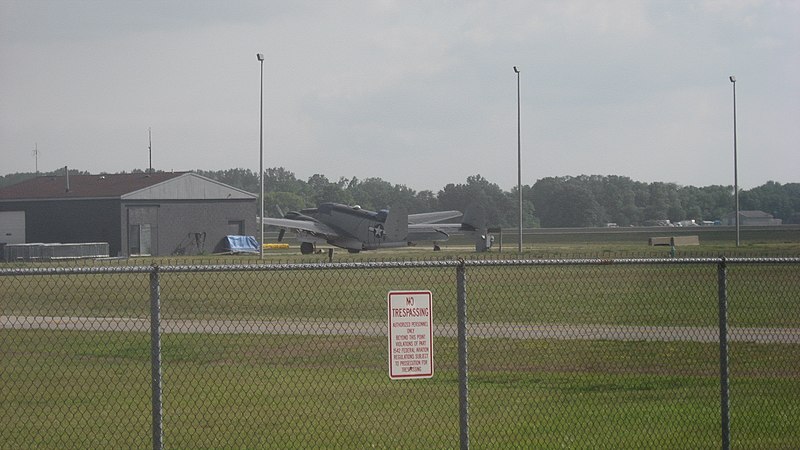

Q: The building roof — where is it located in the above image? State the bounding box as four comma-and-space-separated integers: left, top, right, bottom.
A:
724, 210, 775, 219
0, 172, 256, 201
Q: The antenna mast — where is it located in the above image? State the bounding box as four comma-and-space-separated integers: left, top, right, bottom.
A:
148, 128, 153, 173
33, 143, 39, 174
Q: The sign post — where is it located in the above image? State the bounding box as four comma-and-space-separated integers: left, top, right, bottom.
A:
387, 290, 434, 379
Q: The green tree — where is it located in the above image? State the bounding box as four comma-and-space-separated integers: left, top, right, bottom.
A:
438, 175, 521, 228
307, 174, 353, 206
265, 167, 306, 194
264, 192, 307, 217
741, 181, 800, 223
194, 168, 259, 193
346, 177, 418, 212
532, 176, 604, 227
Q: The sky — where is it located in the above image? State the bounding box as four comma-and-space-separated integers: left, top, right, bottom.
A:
1, 0, 798, 193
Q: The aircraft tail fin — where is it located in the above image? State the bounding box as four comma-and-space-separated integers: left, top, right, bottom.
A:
384, 206, 409, 241
461, 207, 487, 232
461, 207, 495, 252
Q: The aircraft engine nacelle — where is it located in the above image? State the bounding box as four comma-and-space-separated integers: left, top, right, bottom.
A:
475, 230, 494, 252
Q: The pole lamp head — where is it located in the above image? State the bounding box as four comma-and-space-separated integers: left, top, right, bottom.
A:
513, 66, 520, 74
257, 53, 265, 61
729, 75, 736, 83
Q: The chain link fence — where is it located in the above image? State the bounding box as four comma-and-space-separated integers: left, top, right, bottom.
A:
2, 257, 798, 449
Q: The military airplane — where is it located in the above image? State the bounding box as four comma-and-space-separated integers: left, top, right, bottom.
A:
261, 202, 480, 254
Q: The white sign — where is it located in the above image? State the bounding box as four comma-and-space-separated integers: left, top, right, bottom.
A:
387, 290, 434, 379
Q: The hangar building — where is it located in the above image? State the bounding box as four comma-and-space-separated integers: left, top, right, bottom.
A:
0, 172, 257, 256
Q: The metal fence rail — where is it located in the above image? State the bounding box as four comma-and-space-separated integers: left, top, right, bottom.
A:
1, 257, 798, 449
3, 242, 110, 262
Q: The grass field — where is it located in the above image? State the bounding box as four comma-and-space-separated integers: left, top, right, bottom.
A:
2, 330, 798, 448
1, 239, 798, 448
3, 261, 798, 327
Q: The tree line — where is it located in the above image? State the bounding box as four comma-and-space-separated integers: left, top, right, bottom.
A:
198, 169, 800, 227
2, 168, 798, 227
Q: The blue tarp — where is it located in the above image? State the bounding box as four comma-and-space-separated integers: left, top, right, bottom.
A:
223, 235, 259, 253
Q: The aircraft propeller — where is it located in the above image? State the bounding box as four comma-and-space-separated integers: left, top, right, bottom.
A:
274, 205, 287, 241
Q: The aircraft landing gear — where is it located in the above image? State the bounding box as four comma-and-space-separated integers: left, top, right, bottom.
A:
300, 242, 314, 255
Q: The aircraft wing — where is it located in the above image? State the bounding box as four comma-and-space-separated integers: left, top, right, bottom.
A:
407, 223, 465, 242
408, 210, 463, 224
261, 217, 340, 238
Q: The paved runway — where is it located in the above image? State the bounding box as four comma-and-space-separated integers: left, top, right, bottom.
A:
2, 315, 798, 344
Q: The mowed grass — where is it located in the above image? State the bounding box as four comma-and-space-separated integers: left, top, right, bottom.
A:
2, 260, 798, 327
2, 247, 798, 448
2, 330, 798, 448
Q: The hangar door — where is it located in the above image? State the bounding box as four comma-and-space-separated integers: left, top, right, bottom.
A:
127, 206, 158, 256
0, 211, 26, 245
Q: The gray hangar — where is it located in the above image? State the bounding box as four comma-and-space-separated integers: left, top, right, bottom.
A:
0, 172, 257, 256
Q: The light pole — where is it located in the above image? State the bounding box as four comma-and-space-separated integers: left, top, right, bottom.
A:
514, 66, 522, 252
257, 53, 265, 259
730, 75, 739, 247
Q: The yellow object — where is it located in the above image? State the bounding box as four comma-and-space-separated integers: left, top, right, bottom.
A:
262, 243, 290, 249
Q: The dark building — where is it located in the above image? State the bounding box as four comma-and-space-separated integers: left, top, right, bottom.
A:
722, 210, 783, 226
0, 172, 257, 256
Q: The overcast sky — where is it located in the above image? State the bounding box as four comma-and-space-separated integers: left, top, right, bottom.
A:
1, 1, 798, 192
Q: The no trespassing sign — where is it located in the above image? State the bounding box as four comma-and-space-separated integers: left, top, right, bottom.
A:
387, 290, 434, 380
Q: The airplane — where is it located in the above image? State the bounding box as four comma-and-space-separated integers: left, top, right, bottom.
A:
260, 202, 483, 254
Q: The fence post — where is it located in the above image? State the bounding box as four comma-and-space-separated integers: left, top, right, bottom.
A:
717, 258, 730, 450
457, 259, 469, 450
150, 265, 163, 450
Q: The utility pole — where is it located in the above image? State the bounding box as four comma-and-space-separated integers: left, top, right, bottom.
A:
514, 66, 523, 252
257, 53, 265, 259
729, 76, 740, 247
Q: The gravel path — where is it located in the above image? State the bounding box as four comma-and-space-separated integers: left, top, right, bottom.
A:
2, 315, 798, 344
